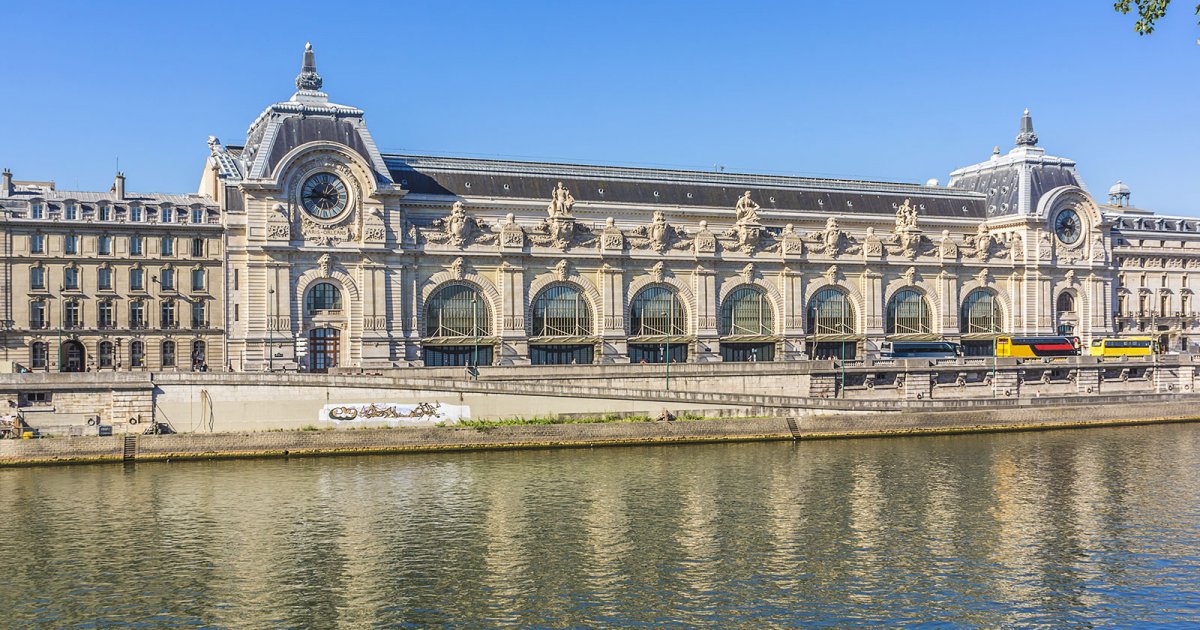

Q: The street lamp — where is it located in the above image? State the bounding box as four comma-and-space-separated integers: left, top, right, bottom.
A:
56, 284, 63, 373
268, 287, 275, 372
471, 294, 479, 372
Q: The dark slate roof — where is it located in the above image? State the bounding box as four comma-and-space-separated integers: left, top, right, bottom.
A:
265, 117, 381, 180
384, 155, 988, 219
950, 159, 1081, 217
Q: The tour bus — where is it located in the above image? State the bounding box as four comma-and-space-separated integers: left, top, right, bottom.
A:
1089, 336, 1158, 357
880, 341, 962, 359
994, 336, 1081, 358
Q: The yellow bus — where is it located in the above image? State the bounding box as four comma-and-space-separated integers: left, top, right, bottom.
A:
995, 336, 1080, 358
1089, 336, 1158, 357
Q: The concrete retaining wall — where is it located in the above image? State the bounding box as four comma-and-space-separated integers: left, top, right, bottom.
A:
4, 399, 1199, 467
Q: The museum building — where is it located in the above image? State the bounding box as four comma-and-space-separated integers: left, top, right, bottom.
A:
2, 43, 1198, 371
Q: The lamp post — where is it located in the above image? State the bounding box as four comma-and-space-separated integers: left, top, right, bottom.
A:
56, 285, 63, 373
471, 294, 479, 372
268, 287, 275, 372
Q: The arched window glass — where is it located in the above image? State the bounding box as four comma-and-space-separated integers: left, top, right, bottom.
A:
1057, 292, 1076, 314
161, 340, 176, 367
630, 286, 686, 336
806, 287, 855, 335
961, 290, 1003, 334
306, 282, 342, 313
98, 341, 114, 368
130, 341, 145, 368
425, 285, 491, 337
192, 341, 206, 370
720, 286, 773, 336
532, 285, 592, 337
886, 288, 931, 335
31, 342, 48, 369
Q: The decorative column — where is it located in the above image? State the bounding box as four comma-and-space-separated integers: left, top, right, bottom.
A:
599, 263, 626, 363
692, 263, 719, 362
780, 266, 804, 360
498, 260, 529, 365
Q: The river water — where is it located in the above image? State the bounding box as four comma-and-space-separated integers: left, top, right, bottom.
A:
2, 423, 1199, 627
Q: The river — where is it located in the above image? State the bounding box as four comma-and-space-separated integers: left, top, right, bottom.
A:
2, 423, 1199, 627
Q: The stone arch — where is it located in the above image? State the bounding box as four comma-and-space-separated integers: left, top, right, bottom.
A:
717, 276, 785, 335
419, 270, 503, 336
294, 266, 362, 333
625, 274, 696, 336
272, 141, 379, 197
803, 281, 867, 335
883, 276, 942, 333
526, 272, 603, 337
957, 277, 1014, 333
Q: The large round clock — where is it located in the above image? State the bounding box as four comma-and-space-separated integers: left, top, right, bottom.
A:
300, 173, 349, 220
1054, 208, 1082, 245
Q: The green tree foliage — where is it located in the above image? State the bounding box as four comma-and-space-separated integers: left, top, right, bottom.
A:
1113, 0, 1200, 40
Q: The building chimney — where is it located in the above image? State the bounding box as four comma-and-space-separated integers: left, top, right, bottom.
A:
1, 168, 11, 197
114, 172, 126, 201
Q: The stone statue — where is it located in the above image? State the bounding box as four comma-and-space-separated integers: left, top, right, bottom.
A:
735, 191, 760, 224
895, 198, 918, 232
547, 182, 575, 218
648, 209, 669, 250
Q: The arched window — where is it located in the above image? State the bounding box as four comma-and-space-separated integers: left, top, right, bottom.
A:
192, 340, 206, 370
425, 285, 491, 337
1057, 292, 1076, 314
30, 342, 48, 370
720, 286, 773, 336
630, 286, 686, 336
886, 288, 932, 335
130, 341, 146, 368
161, 340, 176, 367
532, 285, 592, 337
806, 287, 855, 335
98, 341, 114, 368
961, 290, 1003, 334
306, 282, 342, 313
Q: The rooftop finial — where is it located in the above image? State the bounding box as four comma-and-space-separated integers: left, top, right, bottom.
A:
295, 41, 323, 92
1015, 108, 1038, 147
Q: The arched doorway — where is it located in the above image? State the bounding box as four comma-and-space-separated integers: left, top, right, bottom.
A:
308, 327, 340, 373
61, 340, 85, 372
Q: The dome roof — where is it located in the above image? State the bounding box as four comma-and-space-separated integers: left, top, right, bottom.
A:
1109, 180, 1131, 196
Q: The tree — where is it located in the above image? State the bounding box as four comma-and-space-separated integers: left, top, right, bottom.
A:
1113, 0, 1200, 39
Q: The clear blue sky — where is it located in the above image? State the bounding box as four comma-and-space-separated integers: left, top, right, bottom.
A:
2, 1, 1197, 214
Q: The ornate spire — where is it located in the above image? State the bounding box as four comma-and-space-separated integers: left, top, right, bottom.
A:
295, 42, 323, 92
1015, 108, 1038, 147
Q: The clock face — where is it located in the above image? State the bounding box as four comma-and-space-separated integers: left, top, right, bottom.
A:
300, 173, 349, 220
1055, 208, 1082, 245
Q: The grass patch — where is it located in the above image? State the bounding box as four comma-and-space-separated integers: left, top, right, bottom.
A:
457, 412, 708, 429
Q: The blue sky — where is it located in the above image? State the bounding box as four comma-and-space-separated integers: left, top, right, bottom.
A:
2, 1, 1197, 214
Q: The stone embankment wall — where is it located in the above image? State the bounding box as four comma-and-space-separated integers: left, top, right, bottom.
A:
1, 355, 1198, 436
4, 398, 1200, 467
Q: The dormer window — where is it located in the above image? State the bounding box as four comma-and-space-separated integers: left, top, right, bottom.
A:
130, 206, 143, 222
160, 207, 172, 223
30, 203, 43, 219
65, 204, 78, 220
99, 206, 111, 221
191, 208, 204, 224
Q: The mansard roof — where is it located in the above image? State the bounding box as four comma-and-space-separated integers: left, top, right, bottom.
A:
385, 154, 989, 220
2, 185, 215, 207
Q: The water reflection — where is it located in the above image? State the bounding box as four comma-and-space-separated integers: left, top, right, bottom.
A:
2, 424, 1199, 626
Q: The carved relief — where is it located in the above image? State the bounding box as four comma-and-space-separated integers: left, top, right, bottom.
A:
806, 217, 859, 256
528, 216, 594, 250
781, 224, 804, 255
961, 223, 1008, 262
450, 256, 465, 280
266, 203, 291, 240
301, 215, 355, 246
423, 201, 494, 248
939, 229, 958, 260
599, 217, 624, 252
650, 261, 665, 283
500, 214, 525, 248
739, 263, 756, 283
318, 254, 332, 278
553, 259, 570, 281
629, 210, 689, 252
361, 206, 386, 244
863, 227, 883, 257
693, 221, 718, 254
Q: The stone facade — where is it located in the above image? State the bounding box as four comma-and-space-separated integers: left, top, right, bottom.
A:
0, 170, 225, 372
2, 44, 1197, 372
